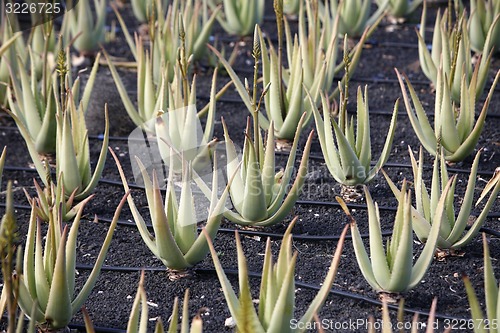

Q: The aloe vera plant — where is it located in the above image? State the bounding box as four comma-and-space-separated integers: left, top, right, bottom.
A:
285, 1, 369, 100
127, 272, 202, 333
464, 233, 500, 333
62, 0, 107, 54
417, 1, 498, 102
309, 85, 398, 186
383, 147, 500, 251
209, 0, 264, 36
112, 148, 233, 271
338, 181, 450, 296
104, 41, 168, 131
0, 11, 23, 106
222, 112, 313, 226
154, 67, 217, 171
204, 218, 349, 333
24, 174, 87, 223
396, 67, 500, 162
115, 0, 219, 83
7, 47, 100, 155
15, 190, 129, 331
469, 0, 500, 53
131, 0, 168, 22
376, 0, 422, 18
320, 0, 388, 37
0, 182, 38, 333
29, 20, 57, 81
211, 22, 308, 140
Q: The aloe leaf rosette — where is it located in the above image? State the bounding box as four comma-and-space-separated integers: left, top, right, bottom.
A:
62, 0, 107, 54
285, 1, 369, 100
131, 0, 168, 22
222, 113, 313, 227
376, 0, 422, 19
204, 217, 349, 333
309, 87, 398, 186
340, 180, 451, 294
396, 67, 500, 162
15, 192, 129, 330
469, 0, 500, 53
115, 0, 220, 84
417, 1, 498, 102
111, 148, 233, 271
209, 0, 264, 36
383, 147, 500, 250
321, 0, 388, 37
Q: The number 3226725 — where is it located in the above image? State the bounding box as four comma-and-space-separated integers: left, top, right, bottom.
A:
5, 2, 61, 14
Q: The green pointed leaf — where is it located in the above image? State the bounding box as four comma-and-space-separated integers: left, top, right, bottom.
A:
44, 226, 72, 329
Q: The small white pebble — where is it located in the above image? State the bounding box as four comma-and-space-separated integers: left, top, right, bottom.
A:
225, 317, 236, 328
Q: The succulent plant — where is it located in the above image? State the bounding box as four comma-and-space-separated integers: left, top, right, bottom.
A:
6, 50, 58, 155
0, 181, 38, 333
338, 181, 450, 295
222, 112, 313, 226
131, 0, 168, 22
309, 85, 398, 186
7, 46, 100, 155
417, 1, 498, 102
111, 148, 233, 271
115, 0, 219, 83
383, 147, 500, 251
29, 20, 57, 82
125, 272, 202, 333
54, 98, 109, 201
15, 190, 129, 331
396, 67, 500, 162
62, 0, 107, 54
212, 22, 309, 140
320, 0, 388, 37
376, 0, 422, 19
104, 41, 168, 131
24, 174, 87, 223
204, 217, 349, 333
154, 71, 217, 172
209, 0, 264, 36
0, 11, 23, 106
464, 233, 500, 333
285, 1, 369, 100
469, 0, 500, 53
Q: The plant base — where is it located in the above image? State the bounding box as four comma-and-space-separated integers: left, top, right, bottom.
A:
378, 291, 401, 304
275, 138, 293, 152
167, 268, 191, 281
434, 248, 465, 261
340, 184, 364, 203
37, 325, 71, 333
